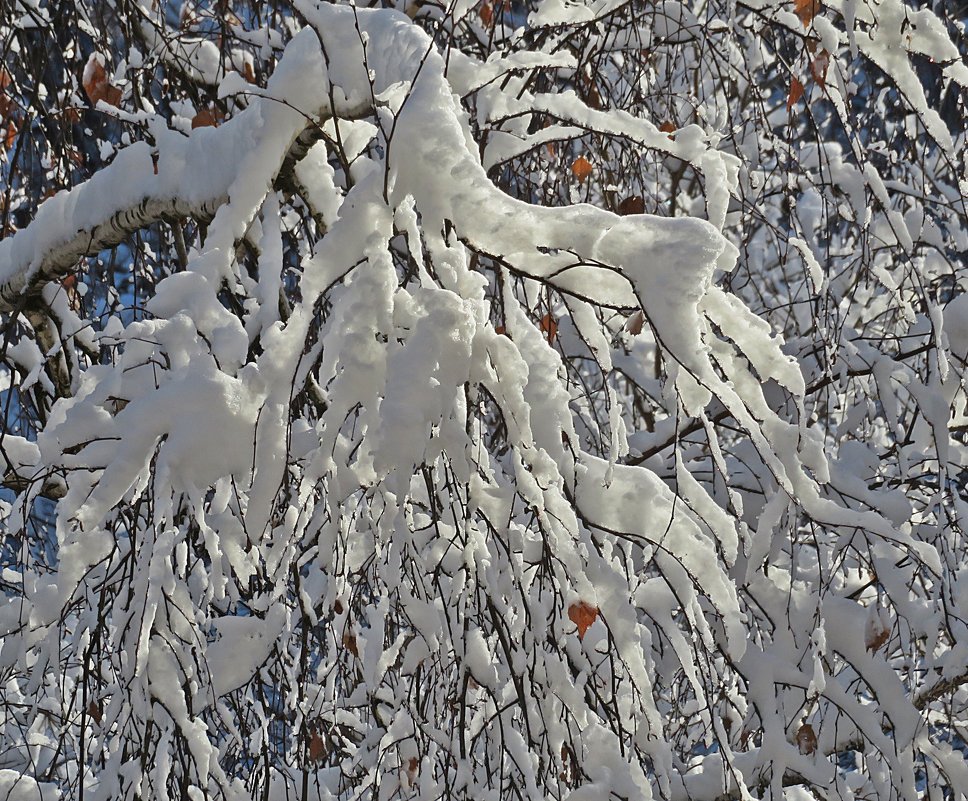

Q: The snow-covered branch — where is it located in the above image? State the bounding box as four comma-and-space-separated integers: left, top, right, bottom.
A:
0, 0, 966, 799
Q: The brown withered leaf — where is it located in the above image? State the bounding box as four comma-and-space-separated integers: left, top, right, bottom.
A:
796, 723, 817, 755
579, 74, 602, 110
571, 155, 593, 183
810, 50, 830, 87
540, 313, 558, 343
568, 601, 599, 640
478, 0, 493, 26
191, 107, 224, 129
617, 196, 645, 216
787, 77, 804, 111
0, 69, 13, 118
794, 0, 820, 27
83, 56, 122, 108
308, 730, 326, 762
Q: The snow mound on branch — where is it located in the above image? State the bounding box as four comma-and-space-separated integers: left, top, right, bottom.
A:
147, 272, 248, 372
207, 606, 288, 696
593, 215, 727, 377
575, 453, 746, 658
298, 0, 734, 412
0, 771, 49, 801
944, 293, 968, 361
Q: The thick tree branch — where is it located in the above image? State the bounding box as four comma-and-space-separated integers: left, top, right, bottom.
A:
0, 193, 225, 312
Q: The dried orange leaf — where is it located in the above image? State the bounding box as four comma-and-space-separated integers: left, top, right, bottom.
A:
579, 75, 603, 110
87, 701, 103, 724
794, 0, 820, 27
0, 71, 13, 118
104, 83, 123, 107
64, 277, 82, 311
308, 730, 326, 762
82, 55, 122, 108
478, 1, 493, 26
659, 120, 676, 136
540, 313, 557, 343
796, 723, 817, 755
82, 56, 107, 104
786, 77, 804, 111
568, 601, 599, 640
617, 195, 645, 216
810, 50, 830, 87
571, 155, 593, 182
192, 107, 223, 129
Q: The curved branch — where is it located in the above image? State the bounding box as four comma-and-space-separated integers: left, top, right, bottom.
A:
0, 192, 225, 312
0, 28, 367, 313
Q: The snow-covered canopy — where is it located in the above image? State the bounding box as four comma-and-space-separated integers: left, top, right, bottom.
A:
0, 0, 966, 799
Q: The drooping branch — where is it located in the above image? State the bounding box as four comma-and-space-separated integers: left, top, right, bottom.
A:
0, 28, 367, 314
